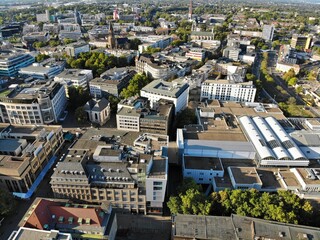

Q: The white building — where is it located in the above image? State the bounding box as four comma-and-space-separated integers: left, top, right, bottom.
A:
140, 80, 189, 114
276, 62, 300, 75
262, 25, 274, 41
137, 35, 173, 53
65, 42, 90, 57
0, 81, 67, 125
84, 98, 111, 126
8, 227, 73, 240
146, 157, 168, 213
228, 167, 262, 190
54, 69, 93, 93
185, 48, 206, 61
183, 155, 224, 184
291, 168, 320, 192
201, 79, 256, 102
116, 106, 140, 132
223, 47, 241, 61
238, 116, 309, 166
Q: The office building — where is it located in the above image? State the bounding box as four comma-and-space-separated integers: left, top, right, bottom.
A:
185, 48, 206, 61
0, 49, 35, 77
200, 79, 256, 102
18, 198, 117, 240
65, 42, 90, 57
223, 47, 241, 61
36, 10, 50, 23
136, 35, 172, 53
291, 34, 313, 50
141, 80, 189, 114
22, 32, 50, 49
262, 25, 274, 41
0, 124, 64, 197
89, 68, 135, 98
51, 137, 169, 214
116, 97, 174, 134
19, 59, 65, 80
0, 81, 67, 125
54, 69, 93, 94
84, 98, 111, 126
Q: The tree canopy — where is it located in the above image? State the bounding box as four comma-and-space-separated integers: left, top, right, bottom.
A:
0, 188, 16, 217
68, 86, 91, 110
120, 73, 151, 99
167, 178, 314, 226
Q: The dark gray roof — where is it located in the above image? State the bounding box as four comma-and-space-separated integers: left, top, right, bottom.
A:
84, 98, 110, 112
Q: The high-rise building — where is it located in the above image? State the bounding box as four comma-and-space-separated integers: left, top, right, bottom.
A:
262, 25, 274, 41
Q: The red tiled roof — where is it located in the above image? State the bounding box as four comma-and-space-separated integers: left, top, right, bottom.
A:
22, 199, 103, 230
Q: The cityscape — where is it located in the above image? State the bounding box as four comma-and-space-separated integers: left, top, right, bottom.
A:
0, 0, 320, 239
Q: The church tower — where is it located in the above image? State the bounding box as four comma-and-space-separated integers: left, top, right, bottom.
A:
107, 22, 116, 49
188, 0, 192, 21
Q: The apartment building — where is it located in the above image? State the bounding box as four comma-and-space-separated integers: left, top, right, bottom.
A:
0, 49, 35, 77
0, 81, 67, 125
18, 198, 117, 240
19, 58, 65, 80
262, 25, 274, 41
141, 80, 189, 114
0, 124, 64, 195
291, 34, 313, 50
223, 47, 242, 61
89, 68, 135, 98
200, 79, 256, 102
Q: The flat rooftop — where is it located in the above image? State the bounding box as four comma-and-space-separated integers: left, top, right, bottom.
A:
229, 167, 262, 185
149, 157, 167, 179
0, 138, 26, 152
11, 228, 71, 240
141, 79, 189, 98
184, 156, 223, 171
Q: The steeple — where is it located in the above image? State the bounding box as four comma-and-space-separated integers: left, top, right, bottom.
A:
188, 0, 192, 21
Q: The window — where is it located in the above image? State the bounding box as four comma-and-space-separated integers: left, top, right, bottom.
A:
199, 178, 203, 181
153, 186, 162, 191
153, 182, 162, 186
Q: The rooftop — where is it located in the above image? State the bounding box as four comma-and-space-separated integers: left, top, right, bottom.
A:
149, 157, 167, 179
9, 227, 71, 240
141, 80, 189, 98
184, 156, 223, 171
228, 167, 262, 185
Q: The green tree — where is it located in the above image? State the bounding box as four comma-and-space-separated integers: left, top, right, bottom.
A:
108, 95, 120, 113
120, 73, 151, 98
288, 77, 298, 86
283, 68, 296, 82
36, 54, 50, 63
0, 188, 16, 217
176, 108, 197, 128
75, 106, 88, 124
130, 38, 142, 50
63, 38, 76, 45
68, 86, 91, 110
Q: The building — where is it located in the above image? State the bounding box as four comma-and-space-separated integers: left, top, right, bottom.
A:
291, 34, 313, 50
238, 116, 309, 166
19, 59, 65, 80
0, 49, 35, 77
89, 68, 135, 98
0, 24, 22, 38
107, 22, 116, 49
223, 47, 241, 61
36, 10, 50, 23
201, 79, 256, 102
183, 156, 224, 184
228, 166, 262, 190
0, 124, 64, 197
262, 25, 274, 41
140, 80, 189, 114
9, 227, 72, 240
54, 69, 93, 94
116, 98, 174, 134
172, 214, 320, 240
22, 32, 50, 49
65, 42, 90, 57
137, 35, 172, 53
185, 48, 206, 61
18, 198, 117, 240
50, 134, 169, 214
84, 98, 111, 126
136, 55, 188, 80
276, 62, 300, 75
0, 81, 67, 125
278, 45, 297, 64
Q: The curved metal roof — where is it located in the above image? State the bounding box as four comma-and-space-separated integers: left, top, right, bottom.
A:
239, 116, 275, 160
252, 116, 290, 160
265, 117, 306, 160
